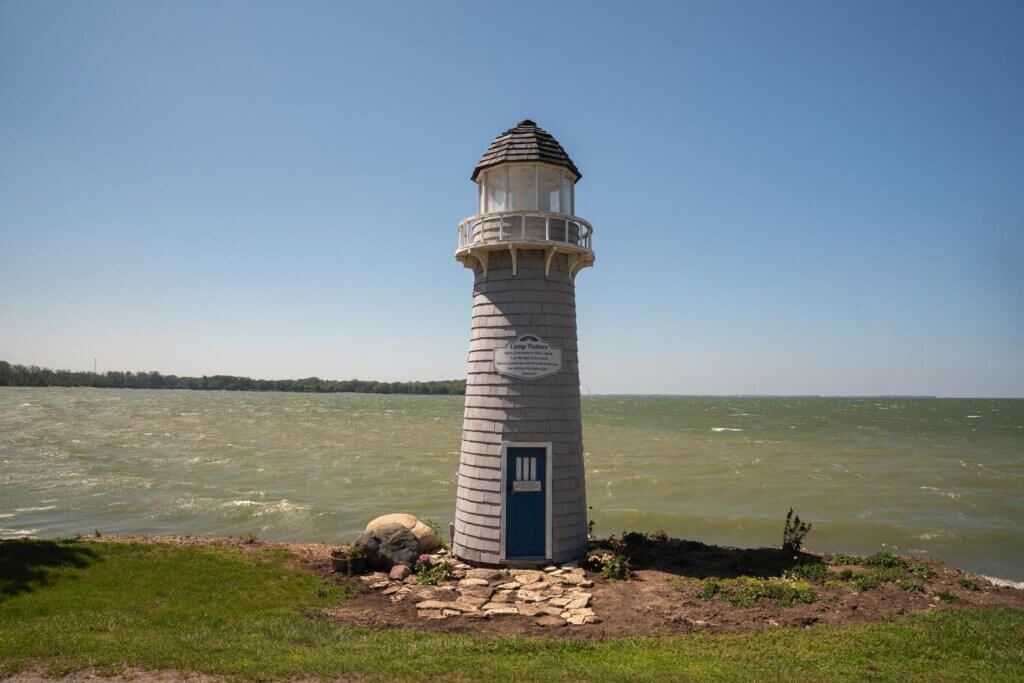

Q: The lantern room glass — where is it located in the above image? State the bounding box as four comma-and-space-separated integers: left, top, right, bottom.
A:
477, 164, 574, 216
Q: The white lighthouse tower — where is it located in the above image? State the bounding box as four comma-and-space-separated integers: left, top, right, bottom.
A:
452, 120, 594, 566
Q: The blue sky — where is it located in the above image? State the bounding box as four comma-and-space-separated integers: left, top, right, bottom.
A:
1, 1, 1021, 396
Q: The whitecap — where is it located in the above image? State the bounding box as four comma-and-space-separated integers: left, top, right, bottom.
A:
15, 505, 56, 512
222, 500, 262, 508
982, 575, 1024, 590
711, 427, 743, 432
0, 528, 39, 539
965, 415, 981, 419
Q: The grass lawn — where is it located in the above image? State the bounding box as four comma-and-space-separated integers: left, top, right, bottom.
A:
1, 539, 1022, 681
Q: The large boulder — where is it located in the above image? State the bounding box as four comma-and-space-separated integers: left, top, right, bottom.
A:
357, 523, 419, 570
364, 513, 440, 553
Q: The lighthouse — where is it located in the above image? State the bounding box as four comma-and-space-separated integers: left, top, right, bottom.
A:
452, 120, 594, 566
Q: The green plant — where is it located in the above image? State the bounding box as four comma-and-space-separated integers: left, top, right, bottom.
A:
865, 552, 908, 569
650, 529, 669, 543
957, 578, 980, 591
414, 558, 452, 586
345, 544, 367, 560
785, 562, 829, 583
908, 562, 936, 580
697, 578, 722, 600
726, 577, 815, 608
424, 518, 447, 550
782, 509, 812, 553
850, 574, 880, 591
619, 531, 652, 564
837, 569, 854, 580
600, 553, 632, 581
898, 579, 924, 592
830, 553, 863, 565
93, 529, 102, 538
936, 590, 959, 602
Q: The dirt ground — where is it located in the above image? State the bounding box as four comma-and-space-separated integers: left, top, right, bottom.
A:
83, 534, 1024, 640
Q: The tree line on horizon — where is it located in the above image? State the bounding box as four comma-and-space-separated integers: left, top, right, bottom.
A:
0, 361, 466, 395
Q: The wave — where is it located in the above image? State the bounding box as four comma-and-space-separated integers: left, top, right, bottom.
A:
0, 528, 39, 539
982, 575, 1024, 590
711, 427, 743, 432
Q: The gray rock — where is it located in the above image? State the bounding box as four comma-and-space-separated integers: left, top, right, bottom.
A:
357, 523, 420, 570
389, 565, 412, 581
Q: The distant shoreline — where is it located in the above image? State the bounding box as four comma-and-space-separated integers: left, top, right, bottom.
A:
0, 360, 465, 396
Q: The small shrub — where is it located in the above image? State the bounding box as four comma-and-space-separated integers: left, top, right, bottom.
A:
785, 562, 829, 583
898, 579, 924, 592
851, 574, 880, 591
414, 556, 453, 585
600, 553, 632, 581
936, 590, 959, 602
830, 553, 864, 565
424, 518, 447, 550
957, 578, 980, 591
726, 577, 815, 608
782, 509, 812, 553
346, 544, 367, 559
650, 529, 669, 543
93, 529, 102, 538
865, 552, 908, 569
908, 562, 936, 580
240, 533, 258, 545
697, 579, 722, 600
620, 531, 652, 564
837, 568, 855, 580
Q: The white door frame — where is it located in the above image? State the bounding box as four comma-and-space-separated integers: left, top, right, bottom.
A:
499, 441, 553, 562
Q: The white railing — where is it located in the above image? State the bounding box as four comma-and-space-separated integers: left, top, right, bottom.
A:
457, 211, 593, 252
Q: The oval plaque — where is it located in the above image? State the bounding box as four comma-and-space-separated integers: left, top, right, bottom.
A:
493, 334, 562, 380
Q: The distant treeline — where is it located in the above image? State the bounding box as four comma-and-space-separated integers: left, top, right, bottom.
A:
0, 361, 465, 395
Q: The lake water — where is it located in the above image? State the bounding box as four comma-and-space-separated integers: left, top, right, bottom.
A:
1, 388, 1022, 580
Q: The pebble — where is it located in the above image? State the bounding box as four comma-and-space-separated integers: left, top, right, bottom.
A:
517, 589, 547, 603
388, 565, 412, 581
419, 609, 447, 620
466, 568, 503, 581
369, 581, 391, 590
513, 570, 545, 584
453, 596, 488, 611
459, 577, 490, 587
381, 585, 402, 596
483, 605, 519, 616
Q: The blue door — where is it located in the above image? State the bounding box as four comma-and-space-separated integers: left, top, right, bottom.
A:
505, 446, 546, 558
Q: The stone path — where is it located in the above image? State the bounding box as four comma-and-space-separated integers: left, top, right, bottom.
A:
358, 551, 599, 627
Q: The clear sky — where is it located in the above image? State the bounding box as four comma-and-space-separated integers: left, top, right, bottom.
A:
1, 1, 1021, 397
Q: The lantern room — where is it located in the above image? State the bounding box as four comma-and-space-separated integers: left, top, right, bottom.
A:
456, 120, 594, 278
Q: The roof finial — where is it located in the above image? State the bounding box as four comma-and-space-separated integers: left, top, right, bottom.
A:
517, 119, 537, 127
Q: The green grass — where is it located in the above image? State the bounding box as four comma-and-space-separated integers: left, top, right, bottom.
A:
2, 540, 1024, 681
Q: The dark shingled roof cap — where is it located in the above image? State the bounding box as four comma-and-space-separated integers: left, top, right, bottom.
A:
471, 120, 581, 182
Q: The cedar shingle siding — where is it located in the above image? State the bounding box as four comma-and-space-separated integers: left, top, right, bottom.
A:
452, 249, 589, 565
471, 119, 582, 181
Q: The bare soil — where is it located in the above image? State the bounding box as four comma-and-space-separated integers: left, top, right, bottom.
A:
83, 535, 1024, 640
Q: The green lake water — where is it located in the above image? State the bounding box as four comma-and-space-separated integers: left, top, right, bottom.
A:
1, 388, 1022, 581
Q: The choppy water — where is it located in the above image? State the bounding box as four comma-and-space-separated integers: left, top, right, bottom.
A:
2, 388, 1022, 580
